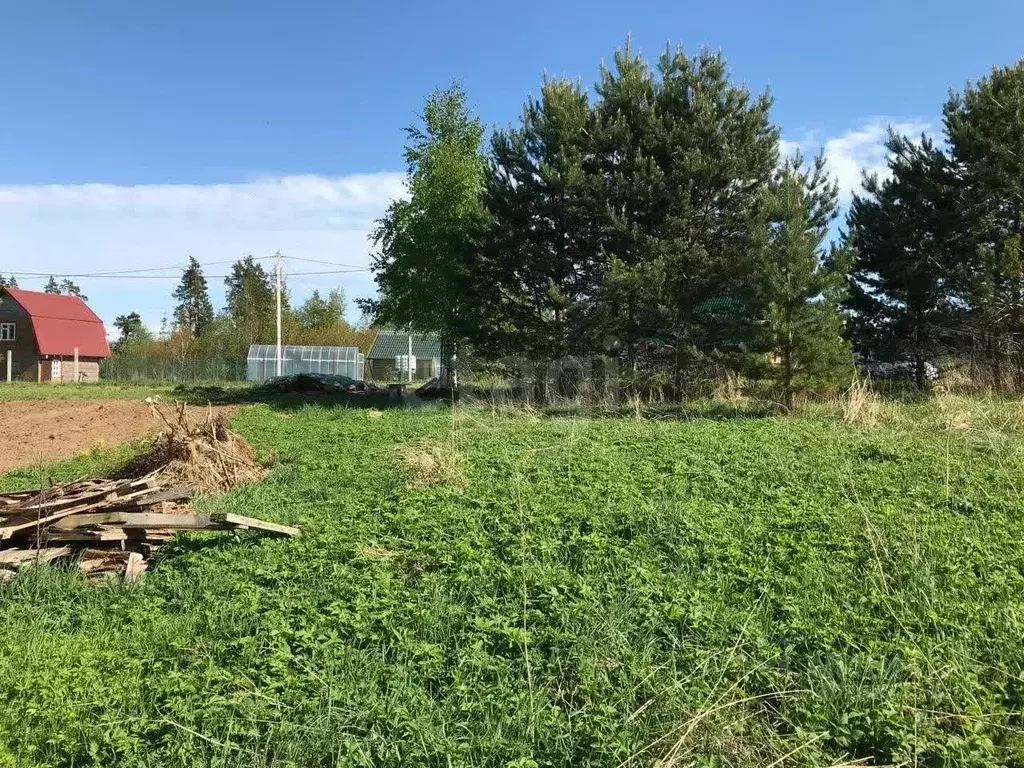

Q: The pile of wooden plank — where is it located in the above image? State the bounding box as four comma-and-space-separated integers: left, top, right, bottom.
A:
0, 476, 299, 581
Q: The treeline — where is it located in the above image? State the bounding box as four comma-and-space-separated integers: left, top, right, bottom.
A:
366, 41, 1024, 397
0, 274, 86, 299
113, 256, 375, 359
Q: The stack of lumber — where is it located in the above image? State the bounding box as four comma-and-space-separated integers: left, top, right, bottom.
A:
0, 476, 298, 581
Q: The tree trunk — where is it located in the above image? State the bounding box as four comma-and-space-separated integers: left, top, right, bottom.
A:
782, 341, 794, 410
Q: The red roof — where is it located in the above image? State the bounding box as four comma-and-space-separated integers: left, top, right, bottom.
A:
2, 288, 111, 358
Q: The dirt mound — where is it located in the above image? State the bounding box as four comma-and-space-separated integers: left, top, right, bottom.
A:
118, 401, 268, 494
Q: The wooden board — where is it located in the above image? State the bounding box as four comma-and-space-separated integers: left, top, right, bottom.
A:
40, 526, 129, 544
0, 501, 124, 541
52, 513, 216, 531
0, 546, 72, 566
212, 513, 300, 537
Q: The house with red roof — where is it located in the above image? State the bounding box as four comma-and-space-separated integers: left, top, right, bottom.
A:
0, 287, 111, 383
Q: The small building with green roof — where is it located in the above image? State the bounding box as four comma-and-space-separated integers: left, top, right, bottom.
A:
365, 328, 443, 381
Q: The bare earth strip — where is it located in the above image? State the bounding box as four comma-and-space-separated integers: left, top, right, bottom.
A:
0, 399, 234, 474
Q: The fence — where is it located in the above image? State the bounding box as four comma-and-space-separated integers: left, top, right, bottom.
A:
100, 356, 247, 382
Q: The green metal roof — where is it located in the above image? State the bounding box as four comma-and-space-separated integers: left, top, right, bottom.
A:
693, 296, 749, 320
367, 329, 443, 360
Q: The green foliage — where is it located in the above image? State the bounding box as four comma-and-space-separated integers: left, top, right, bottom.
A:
2, 402, 1024, 765
487, 77, 598, 358
945, 60, 1024, 386
112, 312, 153, 352
368, 85, 491, 353
295, 288, 345, 330
43, 276, 87, 301
760, 152, 853, 402
222, 256, 277, 354
0, 275, 17, 289
485, 40, 779, 380
844, 133, 959, 387
172, 256, 215, 338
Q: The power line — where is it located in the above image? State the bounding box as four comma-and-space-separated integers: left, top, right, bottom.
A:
5, 255, 279, 279
281, 254, 368, 269
4, 255, 372, 280
5, 268, 370, 280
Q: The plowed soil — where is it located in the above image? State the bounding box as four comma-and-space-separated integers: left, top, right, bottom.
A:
0, 399, 235, 474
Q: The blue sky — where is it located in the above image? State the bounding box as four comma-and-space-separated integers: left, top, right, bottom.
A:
1, 0, 1021, 332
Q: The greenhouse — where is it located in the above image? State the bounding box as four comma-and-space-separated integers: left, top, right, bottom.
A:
246, 345, 364, 382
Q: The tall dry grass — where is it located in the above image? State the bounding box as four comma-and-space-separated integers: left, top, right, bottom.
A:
841, 377, 883, 426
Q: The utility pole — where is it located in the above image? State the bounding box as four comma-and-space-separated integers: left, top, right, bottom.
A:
408, 331, 413, 383
275, 251, 283, 377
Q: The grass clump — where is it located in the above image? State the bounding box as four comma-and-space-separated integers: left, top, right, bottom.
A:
398, 438, 466, 488
842, 377, 884, 426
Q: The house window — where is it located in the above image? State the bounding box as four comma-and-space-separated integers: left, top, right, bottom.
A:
0, 323, 14, 341
51, 359, 61, 379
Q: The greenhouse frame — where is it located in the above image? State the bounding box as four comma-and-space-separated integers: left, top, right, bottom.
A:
246, 345, 364, 382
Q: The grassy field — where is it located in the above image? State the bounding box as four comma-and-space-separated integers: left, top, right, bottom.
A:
1, 394, 1024, 766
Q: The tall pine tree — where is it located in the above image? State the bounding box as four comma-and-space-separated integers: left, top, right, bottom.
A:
42, 276, 87, 300
172, 256, 214, 338
487, 41, 779, 387
488, 78, 598, 359
844, 133, 959, 388
760, 153, 852, 406
595, 43, 778, 377
944, 61, 1024, 386
224, 256, 276, 348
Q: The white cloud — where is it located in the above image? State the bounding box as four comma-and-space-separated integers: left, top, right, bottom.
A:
781, 118, 934, 202
0, 172, 406, 333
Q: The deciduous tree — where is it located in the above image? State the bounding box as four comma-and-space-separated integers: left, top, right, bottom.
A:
366, 85, 492, 372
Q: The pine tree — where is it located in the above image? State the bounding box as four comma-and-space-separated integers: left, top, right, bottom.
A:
594, 43, 778, 375
844, 133, 959, 388
0, 275, 16, 289
760, 153, 852, 406
41, 276, 86, 300
112, 312, 152, 351
488, 77, 600, 359
172, 256, 215, 338
59, 279, 86, 301
944, 60, 1024, 386
224, 256, 276, 349
487, 40, 779, 384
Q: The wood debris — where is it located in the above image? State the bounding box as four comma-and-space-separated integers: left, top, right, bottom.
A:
0, 476, 298, 580
0, 400, 297, 582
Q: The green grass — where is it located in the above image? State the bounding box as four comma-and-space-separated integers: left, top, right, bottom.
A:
1, 400, 1024, 766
